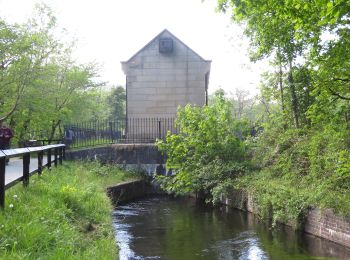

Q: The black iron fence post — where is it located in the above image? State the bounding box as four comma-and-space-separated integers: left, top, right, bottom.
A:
0, 156, 5, 209
109, 121, 113, 143
158, 119, 161, 140
23, 153, 30, 187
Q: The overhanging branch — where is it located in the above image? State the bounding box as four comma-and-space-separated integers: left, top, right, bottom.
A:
328, 87, 350, 100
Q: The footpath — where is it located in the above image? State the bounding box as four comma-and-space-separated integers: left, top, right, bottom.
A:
5, 156, 52, 185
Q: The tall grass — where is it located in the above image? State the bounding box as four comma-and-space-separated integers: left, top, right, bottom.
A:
0, 161, 140, 259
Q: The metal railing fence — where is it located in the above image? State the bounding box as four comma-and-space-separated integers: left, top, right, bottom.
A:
63, 117, 178, 149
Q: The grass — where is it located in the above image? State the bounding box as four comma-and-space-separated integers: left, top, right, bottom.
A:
235, 167, 350, 227
234, 127, 350, 226
0, 161, 140, 259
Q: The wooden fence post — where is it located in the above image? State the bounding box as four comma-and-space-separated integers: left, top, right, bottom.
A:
63, 146, 66, 160
38, 150, 43, 175
0, 156, 5, 209
54, 148, 58, 167
59, 147, 63, 165
23, 153, 30, 187
47, 149, 52, 169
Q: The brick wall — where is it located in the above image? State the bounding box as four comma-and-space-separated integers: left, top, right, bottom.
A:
221, 190, 350, 248
304, 208, 350, 248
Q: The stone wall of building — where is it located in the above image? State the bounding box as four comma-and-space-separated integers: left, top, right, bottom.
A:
122, 30, 211, 119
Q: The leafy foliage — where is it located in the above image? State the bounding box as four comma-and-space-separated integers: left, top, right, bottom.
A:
213, 0, 350, 224
106, 86, 126, 120
156, 91, 250, 202
0, 5, 125, 146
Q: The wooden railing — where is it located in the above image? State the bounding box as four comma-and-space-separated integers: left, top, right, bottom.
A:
0, 144, 65, 209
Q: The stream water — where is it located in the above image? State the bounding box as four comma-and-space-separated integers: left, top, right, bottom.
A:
113, 196, 350, 260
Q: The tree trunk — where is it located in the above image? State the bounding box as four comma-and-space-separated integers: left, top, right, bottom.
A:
288, 61, 300, 128
279, 61, 284, 112
19, 117, 31, 143
277, 48, 285, 112
49, 119, 61, 144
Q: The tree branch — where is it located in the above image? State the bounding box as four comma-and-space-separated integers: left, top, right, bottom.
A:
333, 77, 350, 82
328, 87, 350, 100
0, 86, 22, 121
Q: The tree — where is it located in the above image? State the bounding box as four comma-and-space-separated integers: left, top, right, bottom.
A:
106, 86, 126, 120
0, 14, 57, 122
216, 1, 310, 128
215, 0, 350, 219
44, 62, 101, 141
232, 88, 251, 119
217, 0, 350, 129
0, 5, 106, 144
156, 91, 250, 200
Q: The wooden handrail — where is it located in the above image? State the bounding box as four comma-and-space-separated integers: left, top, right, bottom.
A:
0, 144, 66, 209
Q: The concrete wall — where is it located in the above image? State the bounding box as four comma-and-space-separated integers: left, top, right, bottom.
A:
122, 30, 211, 119
65, 144, 163, 163
65, 144, 167, 175
107, 180, 164, 205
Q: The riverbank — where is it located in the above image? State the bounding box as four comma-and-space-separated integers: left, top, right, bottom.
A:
0, 161, 139, 259
219, 170, 350, 248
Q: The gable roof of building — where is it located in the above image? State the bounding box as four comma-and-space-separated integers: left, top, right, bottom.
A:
121, 29, 211, 64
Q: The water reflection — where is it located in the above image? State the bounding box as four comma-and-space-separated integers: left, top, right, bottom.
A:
113, 196, 350, 260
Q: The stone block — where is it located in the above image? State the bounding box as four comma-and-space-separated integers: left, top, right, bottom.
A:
128, 87, 157, 95
156, 88, 176, 95
143, 63, 159, 69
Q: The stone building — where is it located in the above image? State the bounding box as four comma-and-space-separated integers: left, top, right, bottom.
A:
121, 29, 211, 141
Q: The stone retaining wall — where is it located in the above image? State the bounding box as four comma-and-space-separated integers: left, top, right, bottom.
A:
106, 179, 165, 205
304, 208, 350, 248
65, 144, 164, 164
65, 144, 165, 174
221, 190, 350, 248
65, 146, 111, 161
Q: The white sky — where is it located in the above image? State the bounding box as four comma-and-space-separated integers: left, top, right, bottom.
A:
0, 0, 267, 95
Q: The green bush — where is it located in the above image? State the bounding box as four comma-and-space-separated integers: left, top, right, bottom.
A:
240, 122, 350, 226
156, 92, 250, 202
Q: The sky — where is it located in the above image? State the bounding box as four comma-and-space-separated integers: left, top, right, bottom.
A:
0, 0, 267, 96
